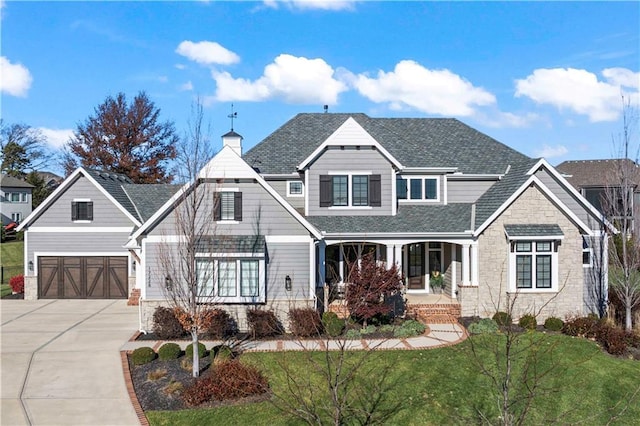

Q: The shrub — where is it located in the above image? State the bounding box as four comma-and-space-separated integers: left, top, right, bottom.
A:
288, 308, 323, 337
182, 360, 269, 406
247, 309, 283, 338
185, 342, 207, 359
322, 311, 344, 337
152, 307, 185, 339
203, 309, 235, 339
492, 311, 512, 326
544, 317, 564, 331
9, 275, 24, 294
379, 324, 395, 334
360, 324, 377, 335
345, 329, 361, 339
597, 325, 627, 356
562, 316, 600, 338
518, 314, 537, 330
157, 343, 181, 361
468, 318, 499, 334
211, 345, 235, 365
147, 368, 168, 381
131, 347, 156, 365
394, 320, 426, 338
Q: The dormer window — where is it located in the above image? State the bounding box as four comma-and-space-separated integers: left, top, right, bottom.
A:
320, 174, 381, 208
397, 176, 439, 202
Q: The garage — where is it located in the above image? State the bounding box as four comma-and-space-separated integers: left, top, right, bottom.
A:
38, 256, 128, 299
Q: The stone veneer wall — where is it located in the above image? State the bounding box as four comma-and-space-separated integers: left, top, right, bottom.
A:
139, 298, 315, 333
465, 185, 587, 321
24, 276, 37, 300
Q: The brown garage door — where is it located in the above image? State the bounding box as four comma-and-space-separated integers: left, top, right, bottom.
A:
38, 256, 128, 299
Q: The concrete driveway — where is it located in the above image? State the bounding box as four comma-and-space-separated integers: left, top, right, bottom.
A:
1, 299, 141, 425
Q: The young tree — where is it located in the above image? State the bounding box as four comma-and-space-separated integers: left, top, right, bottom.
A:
603, 97, 640, 331
0, 121, 49, 177
157, 101, 217, 378
64, 91, 178, 183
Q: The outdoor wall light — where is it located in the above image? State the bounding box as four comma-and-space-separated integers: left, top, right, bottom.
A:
165, 276, 173, 291
28, 261, 33, 271
285, 275, 292, 291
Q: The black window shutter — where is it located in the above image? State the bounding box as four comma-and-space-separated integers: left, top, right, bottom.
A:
87, 202, 94, 221
234, 192, 243, 221
370, 175, 381, 207
319, 175, 332, 207
213, 193, 221, 221
71, 202, 78, 221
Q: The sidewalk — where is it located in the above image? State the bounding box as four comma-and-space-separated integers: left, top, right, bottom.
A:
120, 322, 467, 352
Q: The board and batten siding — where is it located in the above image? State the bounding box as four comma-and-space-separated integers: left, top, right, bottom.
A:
30, 175, 135, 227
307, 147, 394, 216
143, 240, 312, 302
148, 181, 311, 237
447, 179, 496, 203
27, 231, 132, 273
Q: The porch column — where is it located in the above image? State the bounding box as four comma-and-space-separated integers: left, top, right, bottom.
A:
451, 244, 457, 297
462, 244, 470, 286
386, 244, 395, 268
471, 243, 479, 286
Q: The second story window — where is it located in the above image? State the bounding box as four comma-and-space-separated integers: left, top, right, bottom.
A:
6, 192, 28, 203
287, 181, 304, 197
214, 191, 243, 222
72, 200, 93, 221
397, 176, 439, 202
320, 174, 381, 208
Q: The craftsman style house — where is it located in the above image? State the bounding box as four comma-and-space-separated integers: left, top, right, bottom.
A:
18, 114, 610, 330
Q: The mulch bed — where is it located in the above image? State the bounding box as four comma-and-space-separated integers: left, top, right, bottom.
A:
1, 293, 24, 299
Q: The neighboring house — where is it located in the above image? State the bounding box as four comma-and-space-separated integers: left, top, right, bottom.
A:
556, 159, 640, 233
37, 171, 64, 191
18, 114, 611, 331
1, 174, 34, 225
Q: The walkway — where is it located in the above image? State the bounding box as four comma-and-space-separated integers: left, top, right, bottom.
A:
120, 322, 467, 352
1, 299, 141, 426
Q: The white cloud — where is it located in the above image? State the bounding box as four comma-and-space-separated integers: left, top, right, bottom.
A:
534, 144, 569, 159
353, 60, 496, 117
515, 67, 640, 122
263, 0, 356, 11
175, 41, 240, 66
175, 63, 186, 70
179, 81, 194, 91
475, 111, 541, 129
37, 128, 74, 149
0, 56, 33, 97
212, 54, 347, 104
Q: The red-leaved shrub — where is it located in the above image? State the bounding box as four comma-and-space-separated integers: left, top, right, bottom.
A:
597, 324, 628, 356
288, 307, 322, 337
246, 309, 282, 338
9, 275, 24, 294
182, 360, 269, 406
203, 308, 235, 339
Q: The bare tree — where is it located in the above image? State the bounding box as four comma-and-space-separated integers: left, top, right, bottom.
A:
157, 101, 217, 377
603, 96, 640, 331
0, 120, 50, 177
585, 229, 609, 319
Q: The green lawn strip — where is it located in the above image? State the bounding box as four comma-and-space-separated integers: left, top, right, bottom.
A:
0, 240, 24, 284
1, 284, 12, 297
146, 334, 640, 425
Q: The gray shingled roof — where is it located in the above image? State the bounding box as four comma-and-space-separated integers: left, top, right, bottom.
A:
122, 184, 182, 222
308, 204, 473, 234
474, 158, 539, 229
196, 235, 265, 254
243, 113, 529, 175
1, 174, 34, 188
556, 159, 640, 188
504, 224, 564, 237
84, 169, 140, 221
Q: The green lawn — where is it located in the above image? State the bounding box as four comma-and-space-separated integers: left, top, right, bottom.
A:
0, 240, 23, 285
146, 334, 640, 425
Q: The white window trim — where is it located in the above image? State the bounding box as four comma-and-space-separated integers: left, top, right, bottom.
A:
508, 240, 559, 293
582, 237, 593, 268
72, 198, 93, 223
286, 180, 304, 197
216, 190, 238, 222
194, 257, 266, 303
326, 171, 374, 208
398, 176, 440, 203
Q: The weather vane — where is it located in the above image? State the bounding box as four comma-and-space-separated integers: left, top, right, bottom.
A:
228, 103, 238, 131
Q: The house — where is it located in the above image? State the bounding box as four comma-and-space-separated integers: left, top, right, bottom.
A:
17, 114, 611, 331
556, 159, 640, 234
1, 174, 34, 226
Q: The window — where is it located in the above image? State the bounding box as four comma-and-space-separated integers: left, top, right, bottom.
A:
196, 259, 215, 295
397, 177, 439, 202
332, 176, 348, 206
11, 212, 22, 223
511, 240, 558, 290
195, 258, 265, 302
214, 191, 242, 221
352, 175, 368, 206
218, 260, 237, 297
7, 192, 27, 203
71, 201, 93, 221
582, 237, 592, 267
287, 181, 304, 197
240, 260, 259, 297
319, 174, 381, 208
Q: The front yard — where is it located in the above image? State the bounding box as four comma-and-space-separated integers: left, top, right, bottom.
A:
1, 240, 23, 294
144, 333, 640, 425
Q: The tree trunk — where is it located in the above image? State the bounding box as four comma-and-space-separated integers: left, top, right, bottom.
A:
626, 305, 633, 331
191, 330, 200, 378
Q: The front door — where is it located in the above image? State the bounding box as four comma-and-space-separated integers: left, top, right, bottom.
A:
407, 243, 425, 290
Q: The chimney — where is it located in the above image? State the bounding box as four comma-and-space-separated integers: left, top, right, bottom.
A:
222, 130, 243, 156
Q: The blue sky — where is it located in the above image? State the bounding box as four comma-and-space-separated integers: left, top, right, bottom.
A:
1, 1, 639, 175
